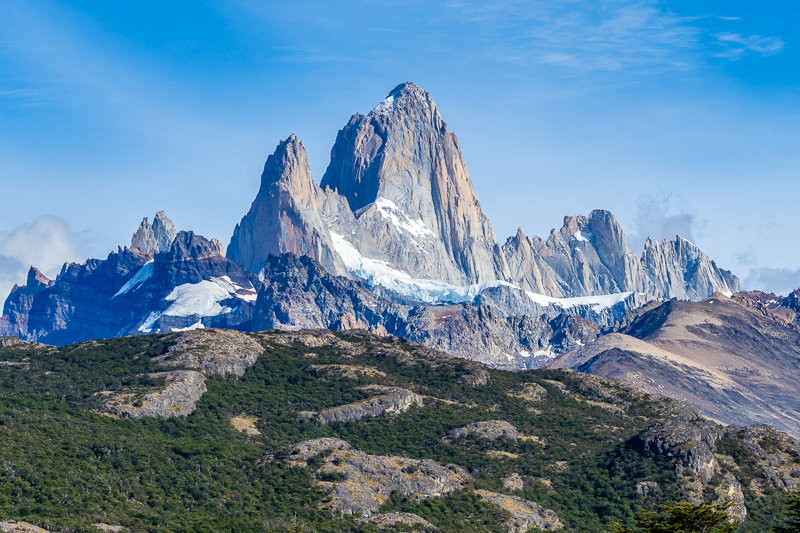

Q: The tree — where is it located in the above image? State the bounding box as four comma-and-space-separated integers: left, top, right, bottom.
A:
774, 492, 800, 533
609, 501, 737, 533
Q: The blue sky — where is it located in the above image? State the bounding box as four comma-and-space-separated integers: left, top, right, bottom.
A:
1, 0, 799, 298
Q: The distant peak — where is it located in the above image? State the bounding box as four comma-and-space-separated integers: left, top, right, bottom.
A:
131, 211, 177, 254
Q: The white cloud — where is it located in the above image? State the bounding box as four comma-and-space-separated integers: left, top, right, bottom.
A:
626, 194, 701, 253
0, 216, 86, 304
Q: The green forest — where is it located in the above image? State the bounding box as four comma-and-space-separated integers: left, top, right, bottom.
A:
0, 331, 794, 532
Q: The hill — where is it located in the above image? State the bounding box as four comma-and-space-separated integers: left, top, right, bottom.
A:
1, 329, 798, 532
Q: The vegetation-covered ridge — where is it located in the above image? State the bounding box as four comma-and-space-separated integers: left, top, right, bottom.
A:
0, 329, 797, 532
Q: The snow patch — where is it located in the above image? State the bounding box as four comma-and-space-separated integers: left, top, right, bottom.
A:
113, 261, 154, 298
330, 230, 633, 310
171, 321, 205, 332
374, 197, 435, 239
136, 276, 255, 333
573, 231, 591, 243
163, 280, 235, 318
374, 95, 397, 115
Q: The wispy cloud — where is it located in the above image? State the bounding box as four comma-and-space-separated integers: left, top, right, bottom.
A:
443, 0, 785, 71
0, 216, 87, 302
713, 33, 785, 59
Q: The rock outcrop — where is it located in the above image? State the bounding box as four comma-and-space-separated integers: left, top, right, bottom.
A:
357, 512, 435, 531
0, 520, 48, 533
316, 385, 423, 425
474, 490, 562, 531
156, 328, 264, 378
503, 473, 525, 491
314, 446, 470, 516
102, 329, 263, 418
443, 420, 519, 443
290, 438, 352, 466
629, 408, 798, 523
104, 370, 207, 418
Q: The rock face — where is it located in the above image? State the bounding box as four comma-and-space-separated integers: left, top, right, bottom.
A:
502, 213, 741, 300
227, 135, 346, 276
474, 490, 562, 532
503, 212, 645, 297
549, 292, 800, 438
443, 420, 519, 443
641, 236, 742, 300
315, 446, 470, 516
316, 385, 423, 425
321, 82, 510, 285
130, 211, 177, 253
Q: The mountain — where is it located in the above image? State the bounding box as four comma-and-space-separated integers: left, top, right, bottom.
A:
223, 83, 739, 316
227, 135, 348, 277
0, 213, 261, 344
1, 328, 799, 532
320, 82, 511, 286
548, 291, 800, 437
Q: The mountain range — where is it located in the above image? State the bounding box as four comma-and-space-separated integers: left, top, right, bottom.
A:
3, 82, 797, 440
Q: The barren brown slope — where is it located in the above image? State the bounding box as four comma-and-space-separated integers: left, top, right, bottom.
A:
548, 293, 800, 437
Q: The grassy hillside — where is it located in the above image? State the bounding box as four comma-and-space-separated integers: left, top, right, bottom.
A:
0, 331, 793, 532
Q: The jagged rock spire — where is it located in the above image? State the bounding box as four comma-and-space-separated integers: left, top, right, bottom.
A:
131, 211, 177, 253
227, 135, 346, 276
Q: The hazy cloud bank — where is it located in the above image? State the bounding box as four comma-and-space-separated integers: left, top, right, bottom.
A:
745, 268, 800, 297
626, 195, 701, 253
0, 216, 86, 303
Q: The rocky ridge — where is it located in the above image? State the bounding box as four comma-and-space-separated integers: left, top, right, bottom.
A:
548, 291, 800, 438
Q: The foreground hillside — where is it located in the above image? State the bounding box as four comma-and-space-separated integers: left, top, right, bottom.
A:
0, 330, 798, 532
